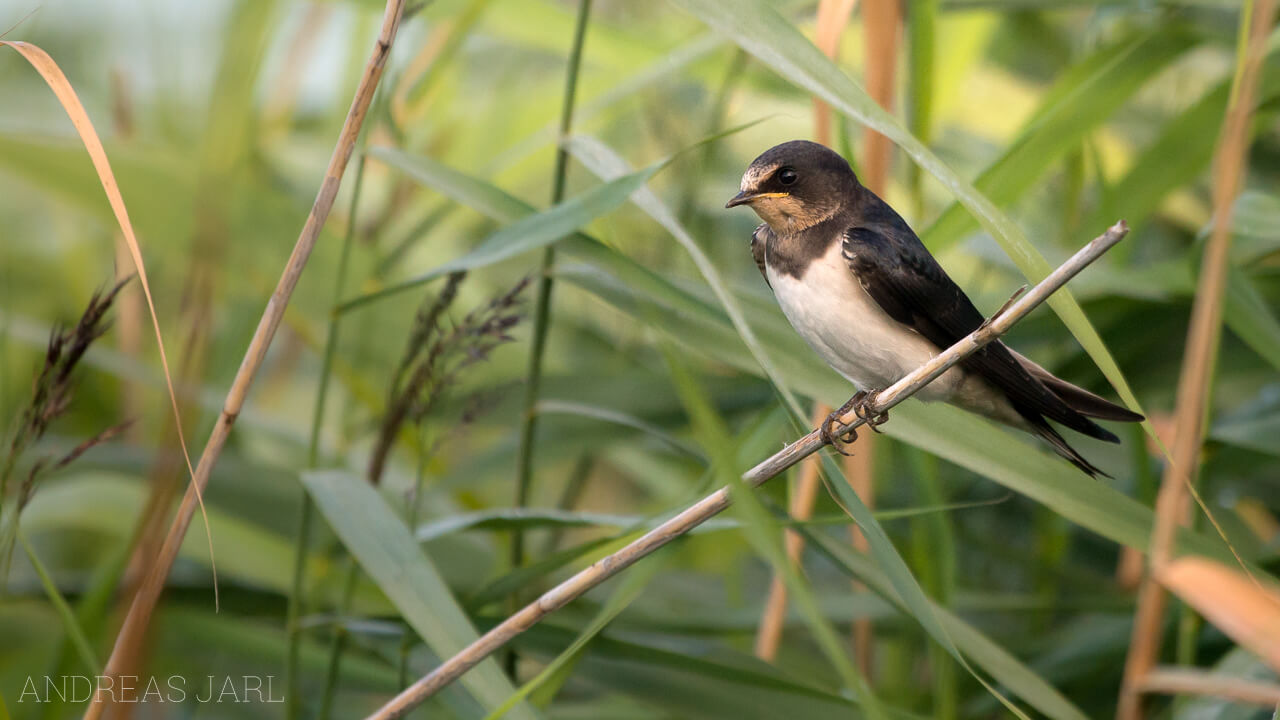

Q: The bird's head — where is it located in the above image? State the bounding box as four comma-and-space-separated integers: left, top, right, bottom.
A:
726, 140, 858, 233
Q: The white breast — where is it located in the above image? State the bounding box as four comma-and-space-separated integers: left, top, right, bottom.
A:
766, 241, 964, 402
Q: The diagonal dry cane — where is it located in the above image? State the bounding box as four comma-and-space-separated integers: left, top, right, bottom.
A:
86, 1, 408, 717
1115, 0, 1280, 716
368, 220, 1131, 720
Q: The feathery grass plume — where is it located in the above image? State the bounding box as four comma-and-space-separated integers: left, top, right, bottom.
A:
367, 273, 530, 486
0, 276, 133, 579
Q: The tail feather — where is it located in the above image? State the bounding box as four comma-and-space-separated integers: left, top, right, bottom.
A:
1012, 351, 1144, 426
1025, 414, 1111, 479
1000, 351, 1144, 477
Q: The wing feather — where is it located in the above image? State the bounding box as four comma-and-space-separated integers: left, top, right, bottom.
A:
751, 223, 771, 287
841, 221, 1114, 442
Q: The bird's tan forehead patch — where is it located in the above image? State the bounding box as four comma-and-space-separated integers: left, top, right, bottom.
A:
741, 162, 780, 191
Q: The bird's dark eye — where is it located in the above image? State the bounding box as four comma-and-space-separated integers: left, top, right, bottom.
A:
777, 167, 798, 185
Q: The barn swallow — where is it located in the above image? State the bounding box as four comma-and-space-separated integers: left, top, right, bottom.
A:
727, 140, 1141, 476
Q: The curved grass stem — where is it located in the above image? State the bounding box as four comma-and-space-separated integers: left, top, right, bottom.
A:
506, 0, 592, 676
285, 113, 374, 720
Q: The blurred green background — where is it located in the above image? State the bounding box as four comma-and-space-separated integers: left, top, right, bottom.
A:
2, 0, 1280, 718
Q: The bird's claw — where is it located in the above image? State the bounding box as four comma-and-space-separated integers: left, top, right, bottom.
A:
820, 391, 867, 454
853, 389, 890, 434
821, 412, 858, 455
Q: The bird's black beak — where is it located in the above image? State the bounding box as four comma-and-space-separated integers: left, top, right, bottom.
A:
725, 190, 754, 209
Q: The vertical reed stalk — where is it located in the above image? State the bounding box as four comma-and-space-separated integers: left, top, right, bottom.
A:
507, 0, 592, 675
1117, 1, 1277, 717
752, 430, 823, 660
284, 123, 373, 720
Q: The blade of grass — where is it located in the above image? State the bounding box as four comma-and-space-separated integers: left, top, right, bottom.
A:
801, 526, 1088, 720
285, 103, 378, 720
303, 469, 537, 720
0, 38, 212, 610
484, 547, 669, 719
18, 529, 99, 676
535, 400, 706, 461
345, 117, 767, 315
563, 134, 803, 417
0, 39, 199, 525
509, 622, 886, 719
906, 0, 936, 218
659, 338, 887, 716
511, 3, 594, 651
337, 161, 660, 313
921, 26, 1197, 250
907, 449, 957, 720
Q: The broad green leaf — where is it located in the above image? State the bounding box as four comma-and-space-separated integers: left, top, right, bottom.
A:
660, 340, 888, 717
414, 502, 1001, 544
463, 534, 628, 609
1225, 268, 1280, 372
301, 469, 537, 720
923, 26, 1197, 250
339, 156, 661, 312
18, 530, 99, 675
565, 134, 806, 419
415, 509, 640, 542
1079, 41, 1280, 244
485, 549, 669, 719
535, 399, 706, 460
807, 449, 1036, 718
512, 624, 890, 720
671, 0, 1148, 426
21, 475, 354, 604
801, 528, 1089, 720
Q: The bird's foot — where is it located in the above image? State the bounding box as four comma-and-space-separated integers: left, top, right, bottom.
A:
853, 389, 889, 433
821, 391, 867, 454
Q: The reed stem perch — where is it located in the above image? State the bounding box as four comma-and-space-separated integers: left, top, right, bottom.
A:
368, 219, 1130, 720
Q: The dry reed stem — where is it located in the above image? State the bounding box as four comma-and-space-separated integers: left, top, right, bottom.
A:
1116, 2, 1279, 717
367, 221, 1129, 720
753, 406, 825, 661
1138, 668, 1280, 706
754, 0, 861, 663
859, 0, 900, 193
846, 0, 902, 672
86, 2, 408, 716
811, 0, 857, 145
